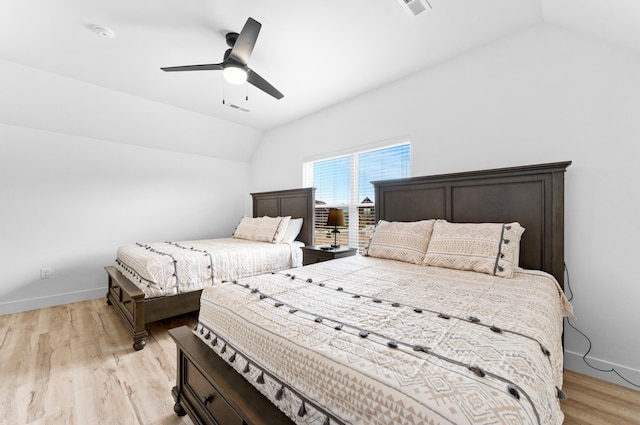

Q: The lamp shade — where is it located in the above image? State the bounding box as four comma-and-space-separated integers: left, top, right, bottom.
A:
326, 209, 345, 227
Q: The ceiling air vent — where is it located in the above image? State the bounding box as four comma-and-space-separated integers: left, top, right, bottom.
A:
398, 0, 432, 16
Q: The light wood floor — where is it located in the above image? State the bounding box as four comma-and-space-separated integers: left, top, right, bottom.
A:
0, 298, 197, 425
562, 369, 640, 425
1, 299, 639, 425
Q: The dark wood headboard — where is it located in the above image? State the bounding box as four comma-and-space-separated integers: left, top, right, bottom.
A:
251, 188, 315, 247
374, 161, 571, 288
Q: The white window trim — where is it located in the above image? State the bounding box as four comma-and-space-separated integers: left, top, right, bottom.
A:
302, 135, 411, 164
302, 136, 411, 188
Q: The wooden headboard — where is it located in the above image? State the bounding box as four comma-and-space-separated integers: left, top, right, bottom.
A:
251, 188, 316, 247
374, 161, 571, 288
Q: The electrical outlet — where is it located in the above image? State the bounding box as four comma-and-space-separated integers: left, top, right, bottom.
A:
40, 268, 51, 279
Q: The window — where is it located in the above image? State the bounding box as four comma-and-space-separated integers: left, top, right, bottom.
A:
303, 142, 410, 251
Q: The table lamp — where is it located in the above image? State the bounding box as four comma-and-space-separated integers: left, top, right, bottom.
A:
326, 209, 345, 248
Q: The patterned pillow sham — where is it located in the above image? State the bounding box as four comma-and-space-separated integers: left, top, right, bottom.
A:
365, 220, 435, 265
423, 220, 525, 278
233, 216, 291, 243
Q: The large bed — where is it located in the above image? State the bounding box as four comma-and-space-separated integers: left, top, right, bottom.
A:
105, 187, 315, 350
169, 161, 572, 425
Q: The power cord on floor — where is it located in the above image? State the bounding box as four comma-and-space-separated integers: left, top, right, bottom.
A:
563, 263, 640, 388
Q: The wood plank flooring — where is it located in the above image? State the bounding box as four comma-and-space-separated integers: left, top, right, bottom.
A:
1, 298, 638, 424
0, 298, 197, 425
562, 369, 640, 425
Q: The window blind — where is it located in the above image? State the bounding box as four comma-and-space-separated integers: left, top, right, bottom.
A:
304, 142, 410, 251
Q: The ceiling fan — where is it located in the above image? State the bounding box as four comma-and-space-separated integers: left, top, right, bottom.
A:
161, 17, 283, 99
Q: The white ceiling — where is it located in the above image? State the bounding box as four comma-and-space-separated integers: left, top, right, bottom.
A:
1, 0, 639, 132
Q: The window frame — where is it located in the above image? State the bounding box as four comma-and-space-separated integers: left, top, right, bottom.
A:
303, 140, 411, 250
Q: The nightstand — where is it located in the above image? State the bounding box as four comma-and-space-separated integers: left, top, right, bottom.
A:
301, 246, 358, 266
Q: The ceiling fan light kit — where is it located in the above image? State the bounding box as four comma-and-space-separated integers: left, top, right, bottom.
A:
161, 17, 283, 99
223, 64, 248, 84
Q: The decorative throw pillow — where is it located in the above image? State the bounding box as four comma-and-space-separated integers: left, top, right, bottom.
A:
272, 216, 291, 243
423, 220, 525, 278
233, 216, 291, 243
365, 220, 435, 265
233, 216, 264, 241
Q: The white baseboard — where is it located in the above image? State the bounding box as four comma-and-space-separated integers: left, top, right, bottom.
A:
0, 288, 106, 315
564, 349, 640, 391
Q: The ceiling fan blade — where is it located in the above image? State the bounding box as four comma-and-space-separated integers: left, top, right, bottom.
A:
229, 18, 261, 65
247, 68, 283, 99
161, 63, 224, 72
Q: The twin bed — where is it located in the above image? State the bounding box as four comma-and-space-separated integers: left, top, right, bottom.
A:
105, 188, 315, 350
166, 161, 573, 425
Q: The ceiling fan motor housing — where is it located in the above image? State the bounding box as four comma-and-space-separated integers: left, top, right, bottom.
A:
226, 32, 239, 48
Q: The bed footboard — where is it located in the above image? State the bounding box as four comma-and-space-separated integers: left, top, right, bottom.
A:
105, 266, 203, 351
169, 326, 293, 425
105, 266, 148, 350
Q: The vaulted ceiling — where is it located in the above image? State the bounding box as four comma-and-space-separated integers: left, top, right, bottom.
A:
1, 0, 639, 132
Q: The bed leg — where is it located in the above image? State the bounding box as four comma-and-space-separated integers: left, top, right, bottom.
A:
173, 401, 186, 417
172, 386, 187, 416
133, 335, 147, 351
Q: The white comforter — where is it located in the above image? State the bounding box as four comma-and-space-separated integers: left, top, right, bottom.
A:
196, 255, 572, 425
116, 238, 303, 298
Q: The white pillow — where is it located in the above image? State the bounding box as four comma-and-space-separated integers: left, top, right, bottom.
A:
280, 218, 303, 243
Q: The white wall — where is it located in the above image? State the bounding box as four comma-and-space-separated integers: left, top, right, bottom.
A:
0, 124, 249, 314
251, 24, 640, 388
0, 59, 257, 314
0, 59, 256, 314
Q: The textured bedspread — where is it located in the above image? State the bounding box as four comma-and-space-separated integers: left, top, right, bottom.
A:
196, 255, 572, 425
116, 238, 302, 298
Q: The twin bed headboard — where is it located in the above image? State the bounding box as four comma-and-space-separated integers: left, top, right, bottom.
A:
251, 188, 316, 247
374, 161, 571, 288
